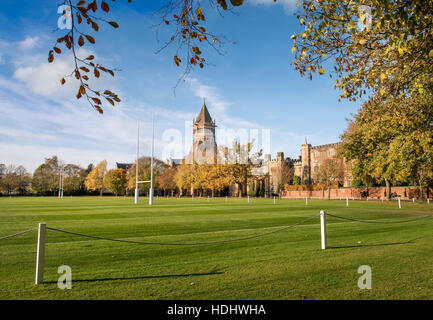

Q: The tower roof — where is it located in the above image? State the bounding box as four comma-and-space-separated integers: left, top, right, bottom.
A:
194, 100, 214, 125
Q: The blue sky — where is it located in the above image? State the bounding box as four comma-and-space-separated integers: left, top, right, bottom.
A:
0, 0, 360, 172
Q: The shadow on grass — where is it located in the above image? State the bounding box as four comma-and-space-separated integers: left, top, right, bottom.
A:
44, 270, 224, 284
327, 237, 422, 250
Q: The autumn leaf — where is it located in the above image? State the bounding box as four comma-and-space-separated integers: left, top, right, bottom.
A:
101, 1, 110, 13
78, 35, 85, 47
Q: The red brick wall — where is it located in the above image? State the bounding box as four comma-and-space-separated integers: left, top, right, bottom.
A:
282, 186, 433, 200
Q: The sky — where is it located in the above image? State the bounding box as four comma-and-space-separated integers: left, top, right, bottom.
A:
0, 0, 360, 173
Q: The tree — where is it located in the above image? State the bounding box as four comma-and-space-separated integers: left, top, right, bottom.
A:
339, 90, 433, 199
293, 176, 302, 186
291, 1, 433, 101
103, 168, 127, 196
313, 158, 344, 199
63, 164, 88, 194
85, 160, 107, 196
219, 140, 262, 197
158, 167, 178, 196
271, 160, 294, 194
126, 157, 167, 194
175, 163, 197, 196
31, 156, 61, 195
0, 165, 31, 195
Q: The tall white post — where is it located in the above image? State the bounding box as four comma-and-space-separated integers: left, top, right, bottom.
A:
346, 197, 349, 207
35, 223, 46, 285
135, 121, 140, 205
320, 211, 326, 250
398, 197, 401, 209
306, 197, 308, 205
226, 195, 228, 203
428, 198, 430, 204
149, 113, 155, 206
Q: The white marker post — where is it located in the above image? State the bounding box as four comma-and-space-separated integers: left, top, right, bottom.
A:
346, 197, 349, 207
226, 195, 228, 203
134, 121, 140, 205
428, 199, 430, 204
248, 196, 250, 204
320, 211, 326, 250
35, 223, 46, 285
306, 197, 308, 206
149, 113, 155, 206
398, 197, 401, 209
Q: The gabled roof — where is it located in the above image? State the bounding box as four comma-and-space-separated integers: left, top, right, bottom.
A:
194, 101, 214, 125
116, 162, 132, 170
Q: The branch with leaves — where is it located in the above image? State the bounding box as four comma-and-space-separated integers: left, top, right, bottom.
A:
49, 0, 127, 114
49, 0, 246, 112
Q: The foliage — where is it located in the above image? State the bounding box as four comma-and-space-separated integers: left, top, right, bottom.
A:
291, 0, 433, 101
158, 166, 178, 194
0, 165, 31, 195
313, 158, 344, 199
339, 89, 433, 199
31, 156, 62, 195
126, 157, 167, 193
103, 168, 127, 195
292, 175, 302, 186
85, 160, 107, 195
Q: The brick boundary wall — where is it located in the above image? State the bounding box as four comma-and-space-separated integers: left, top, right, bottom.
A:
282, 186, 433, 200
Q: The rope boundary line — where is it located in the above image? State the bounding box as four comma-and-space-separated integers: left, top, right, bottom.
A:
46, 215, 320, 246
326, 213, 433, 224
0, 228, 38, 241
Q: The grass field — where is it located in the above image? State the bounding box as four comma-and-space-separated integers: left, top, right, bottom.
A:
0, 196, 432, 300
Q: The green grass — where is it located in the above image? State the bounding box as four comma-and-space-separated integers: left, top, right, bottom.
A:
0, 196, 432, 300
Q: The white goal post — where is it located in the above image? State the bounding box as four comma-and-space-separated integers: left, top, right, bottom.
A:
134, 113, 155, 205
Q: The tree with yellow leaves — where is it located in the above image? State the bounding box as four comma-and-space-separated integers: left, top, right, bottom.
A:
85, 160, 107, 196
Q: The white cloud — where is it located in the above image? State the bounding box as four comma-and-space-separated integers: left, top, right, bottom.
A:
17, 36, 40, 50
12, 48, 98, 97
249, 0, 298, 12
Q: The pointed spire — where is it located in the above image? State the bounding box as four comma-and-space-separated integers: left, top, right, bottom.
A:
195, 98, 213, 125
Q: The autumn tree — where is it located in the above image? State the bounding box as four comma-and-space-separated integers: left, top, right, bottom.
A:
126, 157, 167, 194
175, 163, 197, 196
62, 164, 88, 194
219, 140, 262, 197
0, 165, 31, 195
103, 168, 127, 196
291, 1, 433, 101
339, 90, 433, 199
158, 166, 178, 196
31, 156, 62, 195
271, 160, 294, 194
85, 160, 107, 196
313, 158, 344, 199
